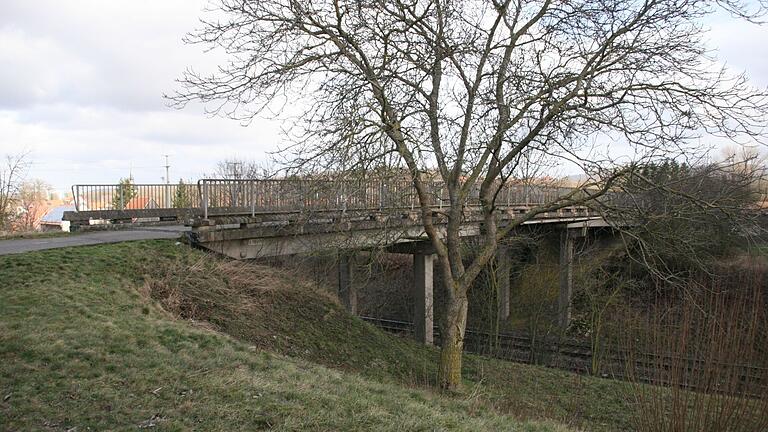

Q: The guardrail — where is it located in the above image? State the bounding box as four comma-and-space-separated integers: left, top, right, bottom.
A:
70, 178, 598, 218
71, 183, 199, 211
195, 178, 586, 219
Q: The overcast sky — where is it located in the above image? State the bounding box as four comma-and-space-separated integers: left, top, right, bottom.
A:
1, 1, 767, 193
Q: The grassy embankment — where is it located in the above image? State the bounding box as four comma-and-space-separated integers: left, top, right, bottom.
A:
0, 240, 633, 431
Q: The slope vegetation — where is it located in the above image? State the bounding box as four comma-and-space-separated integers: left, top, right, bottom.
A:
0, 240, 632, 431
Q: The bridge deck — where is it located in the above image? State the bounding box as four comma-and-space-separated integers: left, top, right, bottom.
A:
190, 205, 601, 259
64, 179, 609, 252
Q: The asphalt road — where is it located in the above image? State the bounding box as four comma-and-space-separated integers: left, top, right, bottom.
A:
0, 226, 190, 256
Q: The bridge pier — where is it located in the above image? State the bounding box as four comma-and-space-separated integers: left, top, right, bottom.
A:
559, 226, 589, 329
497, 246, 511, 321
413, 253, 435, 345
558, 231, 573, 329
338, 253, 357, 315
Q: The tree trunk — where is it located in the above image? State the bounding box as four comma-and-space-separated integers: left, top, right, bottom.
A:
439, 289, 469, 390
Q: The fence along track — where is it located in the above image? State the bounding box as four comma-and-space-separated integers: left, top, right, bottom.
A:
361, 316, 767, 397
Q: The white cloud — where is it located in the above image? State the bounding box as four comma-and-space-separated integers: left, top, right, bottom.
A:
707, 18, 768, 87
0, 1, 766, 193
0, 0, 218, 111
0, 106, 281, 189
0, 0, 283, 191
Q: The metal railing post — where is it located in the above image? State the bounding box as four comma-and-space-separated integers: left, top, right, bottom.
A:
251, 181, 256, 217
232, 180, 238, 208
202, 181, 209, 219
379, 180, 385, 210
335, 181, 340, 210
341, 181, 347, 212
73, 185, 79, 211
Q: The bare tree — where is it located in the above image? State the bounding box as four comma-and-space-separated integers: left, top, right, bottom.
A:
0, 152, 30, 232
170, 0, 768, 389
209, 158, 273, 180
15, 179, 52, 232
605, 158, 765, 285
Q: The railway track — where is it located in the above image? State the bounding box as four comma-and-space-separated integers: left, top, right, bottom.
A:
361, 316, 767, 397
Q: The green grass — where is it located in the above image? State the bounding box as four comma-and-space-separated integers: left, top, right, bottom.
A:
0, 241, 633, 431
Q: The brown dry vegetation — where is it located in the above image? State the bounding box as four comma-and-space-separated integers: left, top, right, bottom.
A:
1, 240, 578, 431
137, 247, 636, 430
622, 259, 768, 432
6, 239, 766, 430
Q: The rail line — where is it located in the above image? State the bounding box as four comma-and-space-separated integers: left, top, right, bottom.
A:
361, 316, 767, 397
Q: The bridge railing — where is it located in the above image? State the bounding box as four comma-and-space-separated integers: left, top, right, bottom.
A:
70, 178, 595, 216
196, 178, 589, 218
71, 183, 200, 211
198, 178, 421, 216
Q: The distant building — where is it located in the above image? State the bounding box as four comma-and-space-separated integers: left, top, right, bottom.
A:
125, 196, 160, 210
39, 205, 76, 232
63, 192, 89, 211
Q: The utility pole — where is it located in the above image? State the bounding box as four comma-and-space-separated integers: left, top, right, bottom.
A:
163, 155, 171, 184
163, 155, 171, 208
225, 161, 243, 207
226, 161, 243, 179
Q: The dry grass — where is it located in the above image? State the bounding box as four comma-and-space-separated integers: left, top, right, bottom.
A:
0, 240, 575, 432
623, 261, 768, 431
144, 256, 336, 321
139, 252, 444, 384
134, 249, 640, 431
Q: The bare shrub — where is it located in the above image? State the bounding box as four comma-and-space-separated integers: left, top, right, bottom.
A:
142, 254, 337, 325
262, 250, 417, 320
514, 259, 560, 364
623, 261, 768, 432
354, 253, 415, 320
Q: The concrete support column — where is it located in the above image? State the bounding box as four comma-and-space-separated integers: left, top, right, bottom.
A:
497, 246, 511, 321
338, 254, 357, 315
558, 230, 574, 329
413, 253, 435, 345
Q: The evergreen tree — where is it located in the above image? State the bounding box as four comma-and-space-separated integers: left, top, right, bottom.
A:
111, 177, 137, 210
173, 179, 193, 208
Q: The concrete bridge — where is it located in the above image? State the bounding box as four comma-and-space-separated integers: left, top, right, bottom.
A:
64, 178, 614, 345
